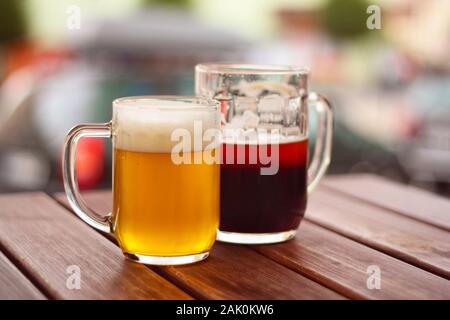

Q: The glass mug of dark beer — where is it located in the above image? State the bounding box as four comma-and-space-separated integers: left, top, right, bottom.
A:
196, 64, 333, 244
63, 96, 220, 265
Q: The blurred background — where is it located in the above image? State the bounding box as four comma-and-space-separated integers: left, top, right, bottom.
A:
0, 0, 449, 196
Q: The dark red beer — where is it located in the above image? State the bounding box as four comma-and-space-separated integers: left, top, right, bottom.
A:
220, 138, 308, 233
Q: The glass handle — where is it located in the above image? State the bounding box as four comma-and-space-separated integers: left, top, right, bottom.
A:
62, 122, 112, 233
307, 92, 333, 194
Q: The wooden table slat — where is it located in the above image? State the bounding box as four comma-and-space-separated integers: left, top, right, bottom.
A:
323, 174, 450, 231
1, 172, 443, 300
0, 251, 46, 300
307, 187, 450, 279
54, 192, 344, 300
256, 221, 450, 299
0, 193, 191, 300
156, 243, 344, 299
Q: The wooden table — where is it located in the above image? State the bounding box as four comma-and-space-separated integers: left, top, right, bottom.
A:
0, 174, 449, 300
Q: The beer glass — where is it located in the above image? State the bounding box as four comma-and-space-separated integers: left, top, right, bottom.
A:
196, 64, 333, 244
63, 96, 220, 265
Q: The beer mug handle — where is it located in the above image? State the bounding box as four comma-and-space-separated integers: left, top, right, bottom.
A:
307, 92, 333, 193
63, 122, 112, 233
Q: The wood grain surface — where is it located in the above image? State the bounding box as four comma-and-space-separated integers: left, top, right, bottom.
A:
0, 193, 191, 299
54, 191, 344, 299
323, 174, 450, 231
255, 221, 450, 299
1, 174, 448, 300
53, 175, 450, 299
154, 243, 344, 299
307, 188, 450, 279
0, 251, 45, 299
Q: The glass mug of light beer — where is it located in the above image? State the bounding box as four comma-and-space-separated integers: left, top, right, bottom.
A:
196, 64, 333, 244
63, 96, 220, 265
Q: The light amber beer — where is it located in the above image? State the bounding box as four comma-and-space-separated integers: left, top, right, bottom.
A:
113, 149, 219, 256
111, 98, 220, 260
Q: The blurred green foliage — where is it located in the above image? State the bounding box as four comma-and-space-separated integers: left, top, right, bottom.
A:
142, 0, 192, 8
322, 0, 370, 40
0, 1, 27, 44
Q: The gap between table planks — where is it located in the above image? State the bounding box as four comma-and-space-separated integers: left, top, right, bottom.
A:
0, 250, 45, 299
255, 221, 450, 299
52, 192, 344, 299
0, 193, 191, 299
54, 177, 450, 299
307, 187, 450, 279
0, 192, 343, 300
322, 174, 450, 232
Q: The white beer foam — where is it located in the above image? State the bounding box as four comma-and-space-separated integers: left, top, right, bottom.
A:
113, 99, 219, 153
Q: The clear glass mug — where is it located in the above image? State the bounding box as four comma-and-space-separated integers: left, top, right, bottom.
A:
196, 64, 333, 244
63, 96, 221, 265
